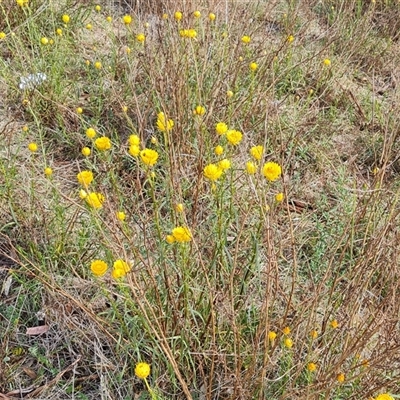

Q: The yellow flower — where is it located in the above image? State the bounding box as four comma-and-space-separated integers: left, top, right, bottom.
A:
106, 16, 112, 22
44, 167, 53, 176
330, 319, 339, 329
112, 268, 126, 279
250, 145, 263, 160
218, 159, 231, 171
94, 61, 102, 69
95, 5, 101, 11
246, 161, 257, 175
282, 326, 291, 335
214, 145, 224, 155
40, 37, 49, 45
262, 162, 282, 182
86, 23, 93, 30
28, 142, 38, 152
250, 62, 258, 71
129, 145, 140, 157
226, 129, 243, 145
166, 234, 175, 244
16, 0, 29, 6
86, 127, 96, 138
203, 163, 223, 181
174, 11, 183, 21
140, 148, 159, 166
287, 35, 294, 43
56, 28, 62, 36
123, 15, 132, 25
62, 14, 70, 24
113, 259, 131, 274
162, 13, 168, 20
227, 90, 234, 98
209, 13, 216, 21
0, 32, 7, 40
275, 192, 284, 202
241, 35, 251, 44
337, 373, 345, 383
76, 107, 83, 114
172, 226, 192, 242
95, 136, 112, 151
307, 362, 317, 372
268, 331, 277, 341
116, 211, 126, 221
193, 10, 201, 18
129, 134, 140, 146
193, 105, 205, 116
77, 170, 94, 187
81, 147, 91, 156
175, 203, 184, 213
151, 136, 157, 144
376, 395, 394, 400
284, 338, 293, 348
85, 192, 105, 209
323, 58, 331, 67
90, 259, 108, 277
136, 33, 145, 42
22, 125, 29, 132
135, 362, 150, 379
310, 330, 318, 339
215, 122, 228, 135
156, 112, 174, 132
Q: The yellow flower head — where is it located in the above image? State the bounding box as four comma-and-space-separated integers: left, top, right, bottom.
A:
284, 338, 293, 348
226, 129, 243, 145
28, 142, 38, 152
136, 33, 145, 42
106, 16, 112, 22
95, 5, 101, 11
162, 13, 168, 20
376, 395, 394, 400
282, 326, 291, 335
262, 162, 282, 182
95, 136, 112, 151
174, 11, 183, 21
193, 10, 201, 18
175, 203, 184, 213
56, 28, 63, 36
90, 259, 108, 277
16, 0, 29, 7
0, 32, 6, 40
209, 13, 216, 21
337, 373, 345, 383
81, 147, 91, 156
77, 170, 94, 187
241, 35, 251, 44
330, 319, 339, 329
193, 105, 205, 116
246, 161, 257, 175
204, 163, 223, 181
156, 112, 174, 132
214, 145, 224, 155
227, 90, 234, 98
323, 58, 331, 67
85, 192, 105, 209
172, 226, 192, 242
86, 23, 93, 30
268, 331, 277, 341
140, 148, 159, 166
94, 61, 102, 69
310, 329, 318, 339
135, 362, 150, 379
116, 211, 126, 221
113, 259, 131, 275
307, 362, 317, 372
44, 167, 53, 176
166, 234, 175, 244
218, 159, 231, 171
250, 145, 264, 160
129, 145, 140, 157
123, 15, 132, 25
275, 192, 284, 202
86, 127, 96, 138
250, 62, 258, 71
40, 37, 49, 45
287, 35, 294, 43
129, 134, 140, 146
215, 122, 228, 136
62, 14, 70, 24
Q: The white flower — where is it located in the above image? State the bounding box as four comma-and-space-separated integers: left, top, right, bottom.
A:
19, 73, 47, 90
